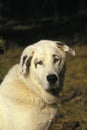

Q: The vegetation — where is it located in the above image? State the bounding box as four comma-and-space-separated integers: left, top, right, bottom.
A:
0, 44, 87, 129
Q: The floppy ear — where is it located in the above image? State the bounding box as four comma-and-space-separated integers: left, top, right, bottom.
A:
20, 47, 34, 76
56, 41, 75, 56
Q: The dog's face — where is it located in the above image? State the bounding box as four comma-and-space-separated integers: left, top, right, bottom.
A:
20, 40, 75, 96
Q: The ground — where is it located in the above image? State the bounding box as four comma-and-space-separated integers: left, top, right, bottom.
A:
0, 44, 87, 130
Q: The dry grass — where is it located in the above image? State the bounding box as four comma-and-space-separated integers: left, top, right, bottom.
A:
0, 45, 87, 129
54, 45, 87, 130
0, 46, 23, 82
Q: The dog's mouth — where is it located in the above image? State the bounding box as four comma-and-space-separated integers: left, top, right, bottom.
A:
49, 88, 59, 96
47, 84, 59, 96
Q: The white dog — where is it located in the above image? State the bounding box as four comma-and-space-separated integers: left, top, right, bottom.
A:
0, 40, 75, 130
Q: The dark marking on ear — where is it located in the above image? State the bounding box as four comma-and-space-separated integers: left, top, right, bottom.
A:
22, 55, 27, 67
56, 42, 64, 45
26, 56, 32, 69
56, 41, 76, 56
21, 55, 33, 77
56, 41, 64, 48
58, 63, 66, 93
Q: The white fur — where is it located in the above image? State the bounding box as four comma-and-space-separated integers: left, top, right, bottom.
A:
0, 40, 75, 130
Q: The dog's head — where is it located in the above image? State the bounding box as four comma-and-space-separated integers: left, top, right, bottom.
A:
20, 40, 75, 97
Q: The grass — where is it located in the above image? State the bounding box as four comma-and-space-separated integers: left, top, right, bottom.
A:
56, 45, 87, 130
0, 44, 87, 130
0, 46, 23, 82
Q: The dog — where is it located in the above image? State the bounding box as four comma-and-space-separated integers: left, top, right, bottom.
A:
0, 40, 75, 130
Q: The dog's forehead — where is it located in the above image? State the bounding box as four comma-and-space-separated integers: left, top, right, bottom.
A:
34, 43, 57, 55
34, 40, 64, 57
35, 40, 57, 48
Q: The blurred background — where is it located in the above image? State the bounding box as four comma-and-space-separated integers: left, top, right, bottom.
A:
0, 0, 87, 46
0, 0, 87, 130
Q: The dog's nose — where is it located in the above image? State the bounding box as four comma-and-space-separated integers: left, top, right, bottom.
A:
47, 74, 57, 84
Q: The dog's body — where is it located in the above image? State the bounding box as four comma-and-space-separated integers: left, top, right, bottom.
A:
0, 40, 75, 130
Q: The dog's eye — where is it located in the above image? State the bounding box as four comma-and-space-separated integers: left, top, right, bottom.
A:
35, 60, 43, 68
54, 58, 59, 63
36, 61, 43, 65
53, 54, 60, 64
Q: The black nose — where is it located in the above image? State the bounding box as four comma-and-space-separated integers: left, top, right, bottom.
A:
47, 74, 57, 84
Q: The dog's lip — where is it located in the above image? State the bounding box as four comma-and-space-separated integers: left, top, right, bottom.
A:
47, 85, 59, 96
49, 83, 58, 90
49, 88, 58, 96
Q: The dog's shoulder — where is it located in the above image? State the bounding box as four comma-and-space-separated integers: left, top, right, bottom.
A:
0, 64, 19, 86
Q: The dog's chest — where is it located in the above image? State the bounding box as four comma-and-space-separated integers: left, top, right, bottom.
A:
11, 105, 57, 130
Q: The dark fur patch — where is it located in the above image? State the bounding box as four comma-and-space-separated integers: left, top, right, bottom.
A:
26, 56, 32, 69
22, 55, 32, 69
56, 41, 64, 48
21, 55, 33, 77
58, 63, 66, 92
22, 55, 27, 67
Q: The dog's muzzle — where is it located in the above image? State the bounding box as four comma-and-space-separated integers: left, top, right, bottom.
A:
46, 74, 59, 96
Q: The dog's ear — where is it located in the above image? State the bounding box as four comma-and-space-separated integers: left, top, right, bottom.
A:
20, 47, 34, 76
56, 41, 75, 56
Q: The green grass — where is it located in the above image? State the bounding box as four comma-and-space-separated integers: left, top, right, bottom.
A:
0, 45, 87, 129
